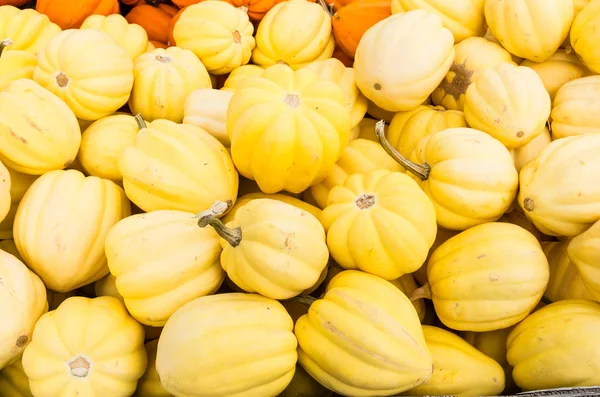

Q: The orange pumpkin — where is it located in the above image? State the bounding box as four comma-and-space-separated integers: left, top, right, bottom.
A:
332, 0, 391, 59
167, 6, 185, 46
36, 0, 120, 30
333, 45, 353, 67
125, 3, 178, 45
150, 40, 168, 49
172, 0, 203, 7
0, 0, 30, 5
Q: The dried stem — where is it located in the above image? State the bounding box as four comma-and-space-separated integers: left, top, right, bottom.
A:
0, 38, 12, 58
195, 200, 242, 247
134, 113, 147, 129
408, 283, 432, 301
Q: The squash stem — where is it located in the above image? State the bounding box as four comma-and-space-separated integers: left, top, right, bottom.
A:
375, 120, 431, 180
317, 0, 334, 16
196, 200, 242, 247
0, 39, 13, 58
134, 113, 147, 130
289, 294, 318, 307
408, 283, 432, 301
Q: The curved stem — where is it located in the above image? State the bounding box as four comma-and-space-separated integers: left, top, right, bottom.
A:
289, 294, 318, 308
0, 38, 13, 58
408, 283, 432, 301
134, 113, 147, 130
317, 0, 334, 16
195, 200, 242, 247
375, 120, 431, 181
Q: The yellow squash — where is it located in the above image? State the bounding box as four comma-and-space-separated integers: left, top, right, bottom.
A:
413, 226, 459, 286
295, 270, 433, 397
22, 296, 147, 397
94, 273, 123, 303
0, 6, 60, 54
507, 299, 600, 390
543, 240, 594, 302
80, 14, 148, 61
518, 133, 600, 237
426, 222, 550, 331
366, 100, 395, 123
173, 1, 255, 75
0, 239, 22, 262
0, 355, 33, 397
226, 64, 351, 194
46, 289, 75, 312
390, 273, 426, 321
484, 0, 574, 62
483, 28, 523, 64
0, 249, 47, 369
353, 117, 385, 142
510, 126, 552, 172
198, 199, 329, 299
498, 201, 548, 242
156, 293, 297, 397
119, 117, 238, 213
221, 64, 264, 93
183, 88, 233, 147
567, 218, 600, 301
550, 75, 600, 139
134, 339, 170, 397
0, 161, 9, 224
571, 0, 600, 73
323, 168, 437, 280
33, 29, 134, 121
0, 78, 81, 175
0, 39, 36, 91
464, 62, 551, 149
354, 10, 454, 112
13, 169, 131, 292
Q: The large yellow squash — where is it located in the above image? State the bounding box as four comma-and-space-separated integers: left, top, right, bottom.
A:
426, 222, 550, 331
13, 169, 131, 292
518, 133, 600, 237
134, 340, 170, 397
80, 14, 148, 61
0, 355, 33, 396
119, 117, 238, 213
0, 168, 37, 240
0, 39, 36, 91
183, 88, 233, 147
390, 0, 486, 43
33, 29, 134, 121
507, 299, 600, 390
22, 296, 147, 397
571, 0, 600, 74
0, 78, 81, 175
378, 123, 518, 230
226, 64, 351, 194
0, 250, 47, 369
0, 6, 60, 54
543, 240, 594, 302
484, 0, 574, 62
173, 1, 255, 75
129, 47, 212, 123
295, 270, 433, 396
156, 293, 297, 397
322, 169, 437, 280
567, 218, 600, 301
464, 62, 551, 149
550, 75, 600, 139
198, 199, 329, 299
354, 10, 454, 112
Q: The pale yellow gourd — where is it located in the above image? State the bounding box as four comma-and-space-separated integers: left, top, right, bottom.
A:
80, 14, 148, 61
567, 219, 600, 301
0, 6, 60, 54
510, 126, 552, 172
551, 75, 600, 139
183, 88, 233, 147
543, 240, 594, 302
571, 0, 600, 73
0, 355, 33, 397
134, 339, 171, 397
94, 273, 124, 304
0, 39, 36, 91
221, 64, 264, 93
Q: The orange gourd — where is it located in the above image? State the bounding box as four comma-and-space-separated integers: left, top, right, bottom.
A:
172, 0, 202, 7
332, 45, 353, 67
224, 0, 296, 21
36, 0, 120, 30
126, 3, 178, 45
150, 40, 168, 49
0, 0, 30, 5
167, 6, 185, 46
332, 0, 392, 59
329, 0, 353, 12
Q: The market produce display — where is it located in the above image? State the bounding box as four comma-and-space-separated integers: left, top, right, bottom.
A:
3, 0, 600, 396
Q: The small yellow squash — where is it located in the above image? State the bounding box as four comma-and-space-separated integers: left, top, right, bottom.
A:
295, 270, 433, 397
94, 273, 123, 303
156, 293, 298, 397
354, 10, 454, 112
226, 64, 351, 194
464, 62, 551, 149
80, 14, 148, 61
22, 296, 147, 397
499, 201, 548, 242
134, 339, 170, 397
0, 355, 33, 397
543, 240, 594, 302
568, 218, 600, 301
119, 117, 238, 213
550, 75, 600, 139
0, 168, 37, 239
484, 0, 574, 62
571, 0, 600, 74
13, 169, 131, 292
510, 126, 552, 172
183, 88, 233, 147
0, 39, 36, 91
33, 29, 134, 121
0, 6, 60, 54
173, 1, 255, 75
221, 64, 264, 93
0, 78, 81, 175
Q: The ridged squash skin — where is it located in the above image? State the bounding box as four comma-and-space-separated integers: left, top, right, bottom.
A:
156, 293, 298, 397
484, 0, 574, 62
173, 1, 255, 75
543, 240, 594, 302
0, 160, 9, 224
567, 218, 600, 301
390, 0, 486, 43
323, 169, 437, 280
133, 339, 170, 397
183, 88, 233, 147
226, 64, 351, 194
295, 270, 433, 397
252, 0, 334, 69
0, 78, 81, 175
118, 119, 238, 213
510, 126, 552, 172
0, 6, 61, 54
221, 64, 264, 92
13, 169, 131, 292
0, 356, 33, 396
550, 76, 600, 139
0, 250, 47, 369
33, 29, 134, 121
0, 168, 39, 239
21, 296, 147, 397
518, 133, 600, 237
80, 14, 148, 61
571, 0, 600, 73
464, 62, 551, 149
427, 222, 550, 332
0, 43, 37, 91
129, 47, 212, 123
354, 10, 454, 112
507, 299, 600, 390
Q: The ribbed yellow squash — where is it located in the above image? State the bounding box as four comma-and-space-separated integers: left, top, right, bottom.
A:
0, 78, 81, 175
354, 117, 385, 142
156, 293, 297, 397
464, 62, 551, 149
323, 169, 436, 280
173, 1, 255, 75
119, 118, 238, 213
94, 273, 123, 303
510, 126, 552, 172
80, 14, 148, 61
518, 133, 600, 237
221, 64, 264, 93
484, 0, 574, 62
354, 10, 454, 112
33, 29, 134, 121
22, 296, 147, 397
0, 355, 33, 397
413, 226, 459, 286
543, 240, 594, 302
0, 161, 9, 224
134, 339, 170, 397
226, 64, 351, 194
571, 0, 600, 73
507, 299, 600, 390
551, 76, 600, 139
567, 219, 600, 301
183, 88, 233, 147
427, 222, 550, 332
13, 169, 131, 292
0, 168, 39, 239
0, 6, 60, 54
0, 250, 47, 369
390, 0, 486, 43
296, 270, 433, 397
0, 39, 36, 91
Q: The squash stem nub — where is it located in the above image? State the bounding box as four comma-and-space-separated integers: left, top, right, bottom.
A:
0, 38, 13, 58
408, 283, 432, 301
134, 113, 147, 130
196, 200, 242, 247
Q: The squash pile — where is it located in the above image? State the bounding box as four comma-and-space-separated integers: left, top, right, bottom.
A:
2, 0, 600, 396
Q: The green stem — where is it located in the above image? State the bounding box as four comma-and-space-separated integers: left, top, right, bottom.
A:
196, 200, 242, 247
0, 39, 13, 58
288, 294, 318, 307
134, 113, 147, 130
